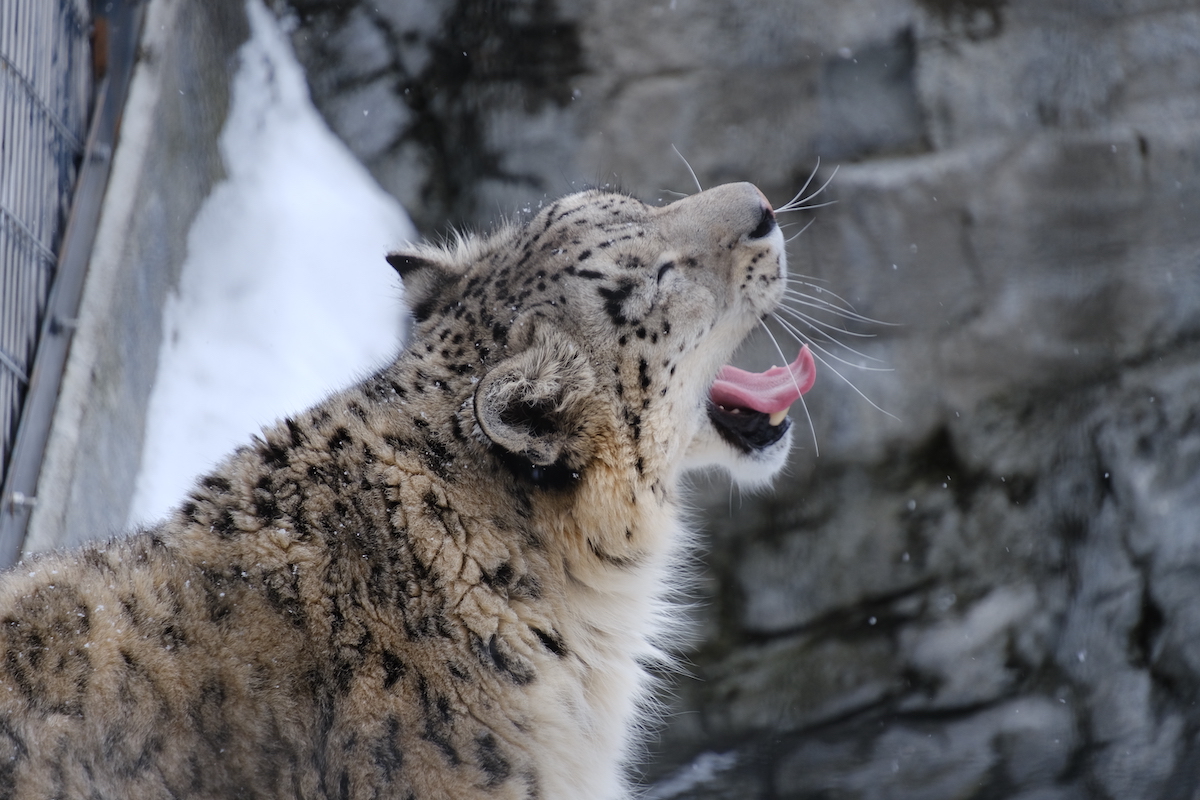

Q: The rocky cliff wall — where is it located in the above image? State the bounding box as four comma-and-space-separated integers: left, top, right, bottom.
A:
278, 1, 1200, 796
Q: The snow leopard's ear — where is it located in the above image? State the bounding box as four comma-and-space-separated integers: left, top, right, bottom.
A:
387, 246, 464, 323
474, 331, 597, 488
385, 251, 437, 278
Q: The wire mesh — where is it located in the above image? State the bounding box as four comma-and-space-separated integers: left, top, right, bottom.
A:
0, 0, 92, 485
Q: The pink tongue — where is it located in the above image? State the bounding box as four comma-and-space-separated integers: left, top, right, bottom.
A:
710, 346, 816, 415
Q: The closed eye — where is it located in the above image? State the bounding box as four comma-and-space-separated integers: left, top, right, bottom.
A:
656, 261, 675, 283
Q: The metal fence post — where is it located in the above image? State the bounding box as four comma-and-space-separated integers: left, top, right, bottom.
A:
0, 0, 141, 566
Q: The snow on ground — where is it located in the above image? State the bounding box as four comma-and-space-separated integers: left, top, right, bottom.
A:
128, 0, 416, 525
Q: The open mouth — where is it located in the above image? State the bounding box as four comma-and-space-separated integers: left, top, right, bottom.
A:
707, 346, 816, 453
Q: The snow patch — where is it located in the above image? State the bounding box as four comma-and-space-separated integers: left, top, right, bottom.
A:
128, 0, 415, 525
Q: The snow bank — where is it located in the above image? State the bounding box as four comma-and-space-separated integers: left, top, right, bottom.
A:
128, 0, 415, 525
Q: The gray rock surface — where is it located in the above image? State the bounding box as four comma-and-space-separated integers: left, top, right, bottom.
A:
277, 0, 1200, 796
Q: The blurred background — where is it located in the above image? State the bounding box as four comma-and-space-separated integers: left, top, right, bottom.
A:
4, 0, 1200, 797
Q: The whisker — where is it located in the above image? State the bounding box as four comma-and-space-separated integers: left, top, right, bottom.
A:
783, 288, 858, 317
793, 391, 818, 455
777, 199, 839, 213
777, 165, 840, 212
774, 305, 879, 341
783, 284, 898, 326
794, 164, 840, 207
779, 157, 820, 209
770, 319, 896, 416
809, 347, 899, 420
785, 279, 864, 313
758, 320, 806, 397
758, 320, 819, 455
785, 217, 817, 243
672, 144, 703, 194
782, 293, 892, 327
772, 314, 891, 370
788, 272, 831, 285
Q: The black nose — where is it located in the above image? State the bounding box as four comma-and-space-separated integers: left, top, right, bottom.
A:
747, 205, 776, 239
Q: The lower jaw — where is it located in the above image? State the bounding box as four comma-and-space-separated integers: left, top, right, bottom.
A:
708, 404, 791, 453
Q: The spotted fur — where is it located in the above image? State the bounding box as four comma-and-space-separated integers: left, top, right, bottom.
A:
0, 183, 792, 799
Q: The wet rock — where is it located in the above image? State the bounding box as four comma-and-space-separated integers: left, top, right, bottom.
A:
899, 584, 1041, 710
775, 697, 1077, 799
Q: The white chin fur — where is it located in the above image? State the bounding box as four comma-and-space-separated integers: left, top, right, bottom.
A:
680, 421, 793, 489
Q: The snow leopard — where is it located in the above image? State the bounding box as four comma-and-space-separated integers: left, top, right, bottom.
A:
0, 182, 815, 799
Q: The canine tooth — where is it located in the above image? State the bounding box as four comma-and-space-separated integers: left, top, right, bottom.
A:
769, 409, 788, 426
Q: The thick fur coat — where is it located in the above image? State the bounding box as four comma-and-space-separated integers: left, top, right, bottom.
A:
0, 183, 804, 799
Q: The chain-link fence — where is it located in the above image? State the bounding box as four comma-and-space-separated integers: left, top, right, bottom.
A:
1, 0, 140, 564
0, 0, 93, 499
